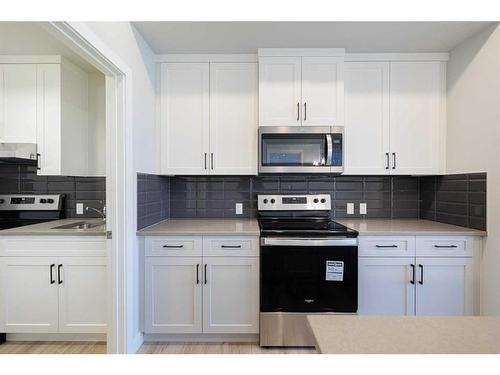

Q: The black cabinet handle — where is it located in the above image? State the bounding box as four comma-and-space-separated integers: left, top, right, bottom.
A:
204, 264, 207, 285
410, 264, 415, 285
375, 245, 398, 248
385, 153, 389, 169
434, 245, 458, 248
221, 245, 242, 248
297, 102, 300, 121
304, 102, 307, 121
204, 153, 207, 170
163, 245, 184, 248
392, 152, 396, 169
50, 264, 55, 284
57, 264, 63, 285
210, 153, 214, 170
196, 264, 200, 285
418, 264, 424, 285
37, 153, 41, 171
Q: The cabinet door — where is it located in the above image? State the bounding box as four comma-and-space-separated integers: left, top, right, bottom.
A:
144, 257, 202, 333
258, 57, 301, 126
203, 257, 259, 334
36, 64, 62, 176
0, 64, 38, 143
344, 62, 390, 174
0, 257, 59, 333
209, 63, 258, 175
358, 257, 415, 315
160, 63, 209, 174
389, 62, 443, 175
301, 57, 344, 126
58, 257, 107, 333
415, 257, 474, 316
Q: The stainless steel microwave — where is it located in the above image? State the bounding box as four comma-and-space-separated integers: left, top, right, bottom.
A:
258, 126, 344, 174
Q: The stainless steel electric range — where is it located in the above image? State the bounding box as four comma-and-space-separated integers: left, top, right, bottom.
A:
257, 194, 358, 347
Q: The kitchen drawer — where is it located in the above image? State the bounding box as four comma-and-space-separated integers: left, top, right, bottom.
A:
416, 236, 474, 257
358, 236, 415, 257
0, 236, 106, 257
203, 236, 259, 257
145, 236, 202, 257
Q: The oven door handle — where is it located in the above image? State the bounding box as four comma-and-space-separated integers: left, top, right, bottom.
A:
261, 237, 357, 247
325, 134, 333, 166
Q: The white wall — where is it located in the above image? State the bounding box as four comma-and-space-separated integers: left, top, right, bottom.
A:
88, 72, 106, 176
447, 23, 500, 315
80, 22, 158, 353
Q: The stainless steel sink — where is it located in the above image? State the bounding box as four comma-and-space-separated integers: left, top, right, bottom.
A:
52, 221, 105, 230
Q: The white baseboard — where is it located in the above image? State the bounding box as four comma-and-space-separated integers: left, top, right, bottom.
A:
7, 333, 106, 342
143, 333, 259, 343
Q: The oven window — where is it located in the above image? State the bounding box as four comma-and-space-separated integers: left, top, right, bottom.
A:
261, 134, 327, 166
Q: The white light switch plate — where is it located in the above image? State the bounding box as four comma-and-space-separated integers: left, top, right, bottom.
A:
235, 203, 243, 215
76, 203, 84, 215
347, 203, 354, 215
360, 203, 367, 215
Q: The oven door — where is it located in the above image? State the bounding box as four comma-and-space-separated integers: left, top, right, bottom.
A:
258, 126, 343, 174
260, 237, 357, 313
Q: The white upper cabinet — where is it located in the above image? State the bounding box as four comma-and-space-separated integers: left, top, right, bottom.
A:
258, 57, 302, 126
344, 62, 390, 174
209, 63, 258, 175
344, 59, 445, 175
301, 57, 344, 126
0, 64, 38, 143
159, 60, 258, 175
258, 52, 345, 127
389, 62, 444, 175
160, 63, 210, 175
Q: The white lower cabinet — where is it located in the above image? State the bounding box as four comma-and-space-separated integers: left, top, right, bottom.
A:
0, 237, 107, 334
58, 257, 108, 333
203, 257, 259, 334
145, 257, 202, 334
415, 257, 474, 316
0, 257, 59, 333
358, 235, 479, 317
143, 236, 259, 336
358, 257, 415, 316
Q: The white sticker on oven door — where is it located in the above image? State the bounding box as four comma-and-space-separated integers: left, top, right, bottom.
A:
326, 261, 344, 281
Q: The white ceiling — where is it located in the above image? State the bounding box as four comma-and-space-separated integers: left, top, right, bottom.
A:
133, 21, 494, 54
0, 22, 100, 72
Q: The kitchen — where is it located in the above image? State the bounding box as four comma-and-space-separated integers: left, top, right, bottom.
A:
0, 18, 499, 360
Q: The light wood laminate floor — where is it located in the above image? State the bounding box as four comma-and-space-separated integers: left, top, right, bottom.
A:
0, 341, 316, 354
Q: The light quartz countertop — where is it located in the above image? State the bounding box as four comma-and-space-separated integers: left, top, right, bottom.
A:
336, 218, 486, 236
0, 218, 106, 236
137, 218, 260, 236
307, 315, 500, 354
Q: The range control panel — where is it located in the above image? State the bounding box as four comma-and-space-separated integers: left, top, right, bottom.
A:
258, 194, 331, 211
0, 195, 63, 211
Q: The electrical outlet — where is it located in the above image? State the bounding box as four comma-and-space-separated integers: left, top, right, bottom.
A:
235, 203, 243, 215
76, 203, 84, 215
360, 203, 367, 215
347, 203, 354, 215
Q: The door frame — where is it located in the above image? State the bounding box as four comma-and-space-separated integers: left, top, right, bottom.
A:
42, 22, 133, 353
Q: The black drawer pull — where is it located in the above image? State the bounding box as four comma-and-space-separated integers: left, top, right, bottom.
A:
434, 245, 458, 248
50, 264, 55, 284
418, 264, 424, 285
204, 264, 207, 285
375, 245, 398, 248
410, 264, 415, 285
196, 264, 200, 285
221, 245, 242, 248
163, 245, 184, 248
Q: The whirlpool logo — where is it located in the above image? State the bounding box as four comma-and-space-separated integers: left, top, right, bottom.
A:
304, 299, 315, 303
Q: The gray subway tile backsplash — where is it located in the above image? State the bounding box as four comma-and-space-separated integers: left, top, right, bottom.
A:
133, 172, 487, 231
0, 163, 106, 219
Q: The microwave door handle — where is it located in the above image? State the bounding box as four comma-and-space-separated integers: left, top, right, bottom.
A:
326, 134, 333, 166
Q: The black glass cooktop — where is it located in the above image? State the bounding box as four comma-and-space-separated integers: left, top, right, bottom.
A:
258, 218, 358, 237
